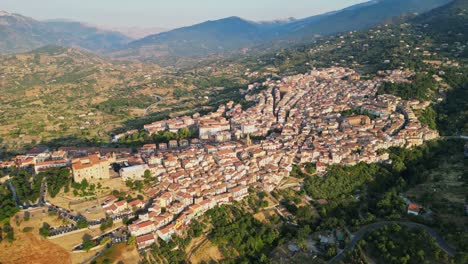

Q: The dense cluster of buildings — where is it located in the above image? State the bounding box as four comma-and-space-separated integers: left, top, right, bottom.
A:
0, 67, 439, 249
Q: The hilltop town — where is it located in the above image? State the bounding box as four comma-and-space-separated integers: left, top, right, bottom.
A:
0, 66, 439, 250
0, 0, 467, 263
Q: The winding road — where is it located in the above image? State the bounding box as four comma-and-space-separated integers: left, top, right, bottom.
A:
329, 221, 456, 264
144, 95, 164, 116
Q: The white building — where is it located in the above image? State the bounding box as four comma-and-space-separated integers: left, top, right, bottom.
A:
120, 164, 150, 181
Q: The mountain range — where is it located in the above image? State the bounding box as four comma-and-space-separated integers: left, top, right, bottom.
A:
0, 0, 454, 60
116, 0, 452, 60
0, 11, 132, 54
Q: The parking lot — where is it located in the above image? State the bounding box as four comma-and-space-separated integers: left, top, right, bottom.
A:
73, 227, 130, 251
47, 203, 134, 237
49, 224, 79, 237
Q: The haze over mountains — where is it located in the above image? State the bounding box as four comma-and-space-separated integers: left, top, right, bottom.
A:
116, 0, 452, 60
98, 26, 168, 39
0, 11, 132, 54
0, 0, 453, 61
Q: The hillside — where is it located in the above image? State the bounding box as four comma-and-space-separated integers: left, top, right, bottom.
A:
0, 45, 257, 154
0, 11, 132, 54
112, 16, 274, 61
414, 0, 468, 46
284, 0, 452, 39
0, 46, 166, 151
113, 0, 452, 62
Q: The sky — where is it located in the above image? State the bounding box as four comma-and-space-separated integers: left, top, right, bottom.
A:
1, 0, 369, 29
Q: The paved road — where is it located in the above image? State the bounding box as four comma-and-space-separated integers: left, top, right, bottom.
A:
39, 180, 47, 206
144, 95, 164, 116
441, 135, 468, 140
6, 180, 21, 208
329, 221, 456, 264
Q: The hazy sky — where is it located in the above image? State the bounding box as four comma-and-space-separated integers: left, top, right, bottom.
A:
1, 0, 369, 29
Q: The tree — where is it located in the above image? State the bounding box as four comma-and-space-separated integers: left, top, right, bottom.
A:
43, 168, 71, 198
144, 169, 151, 179
107, 218, 113, 228
0, 184, 19, 222
80, 179, 89, 190
77, 219, 89, 229
39, 222, 50, 238
417, 250, 425, 261
134, 181, 143, 192
3, 223, 14, 242
100, 218, 114, 232
177, 128, 192, 140
325, 245, 337, 259
99, 221, 107, 232
297, 225, 311, 242
82, 234, 95, 252
125, 180, 134, 189
127, 236, 136, 246
143, 170, 154, 185
23, 211, 30, 221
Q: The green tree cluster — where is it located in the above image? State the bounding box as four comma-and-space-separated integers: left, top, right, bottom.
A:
0, 184, 19, 223
11, 170, 43, 203
39, 222, 50, 238
82, 234, 95, 252
304, 163, 378, 200
99, 218, 114, 232
207, 206, 279, 262
362, 224, 452, 264
41, 168, 71, 198
77, 219, 89, 229
2, 223, 14, 242
378, 73, 437, 101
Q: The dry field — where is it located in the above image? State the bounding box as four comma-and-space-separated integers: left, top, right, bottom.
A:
0, 208, 126, 264
0, 210, 71, 264
189, 239, 223, 264
94, 242, 140, 264
0, 231, 71, 264
254, 209, 278, 224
